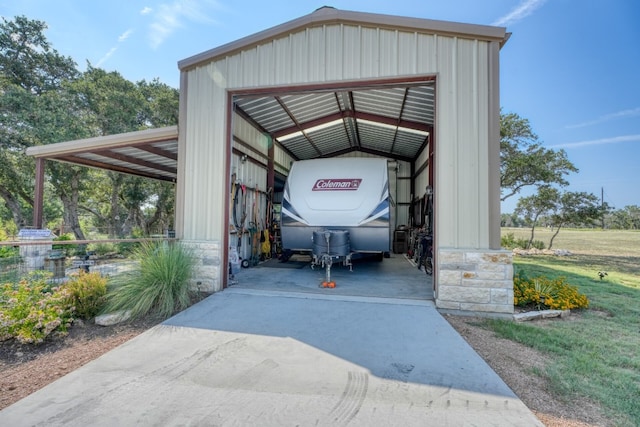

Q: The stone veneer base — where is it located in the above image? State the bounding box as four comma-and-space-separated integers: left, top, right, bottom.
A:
436, 249, 514, 315
182, 240, 222, 293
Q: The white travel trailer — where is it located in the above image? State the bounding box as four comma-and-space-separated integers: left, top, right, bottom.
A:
281, 157, 391, 273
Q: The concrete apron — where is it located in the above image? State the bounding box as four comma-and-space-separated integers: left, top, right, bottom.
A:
0, 290, 542, 426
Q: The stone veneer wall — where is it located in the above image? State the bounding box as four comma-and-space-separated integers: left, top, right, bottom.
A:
183, 240, 223, 293
436, 249, 514, 315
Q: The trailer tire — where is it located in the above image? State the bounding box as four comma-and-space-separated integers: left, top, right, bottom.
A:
241, 259, 250, 268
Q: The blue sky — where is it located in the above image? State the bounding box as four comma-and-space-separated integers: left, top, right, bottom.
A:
2, 0, 639, 214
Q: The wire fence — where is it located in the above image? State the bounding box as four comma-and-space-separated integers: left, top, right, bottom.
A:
0, 237, 173, 285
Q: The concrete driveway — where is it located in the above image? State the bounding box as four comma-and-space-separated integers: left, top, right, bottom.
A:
0, 288, 542, 426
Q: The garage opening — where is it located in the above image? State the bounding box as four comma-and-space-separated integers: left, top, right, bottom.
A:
225, 78, 436, 300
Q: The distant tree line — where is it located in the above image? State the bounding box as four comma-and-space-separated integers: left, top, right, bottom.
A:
502, 205, 640, 232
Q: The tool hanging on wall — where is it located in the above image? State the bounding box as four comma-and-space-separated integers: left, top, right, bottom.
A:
230, 172, 238, 233
238, 182, 247, 257
248, 186, 261, 267
263, 186, 274, 259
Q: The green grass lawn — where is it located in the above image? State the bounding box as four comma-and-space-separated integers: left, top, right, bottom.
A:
489, 228, 640, 426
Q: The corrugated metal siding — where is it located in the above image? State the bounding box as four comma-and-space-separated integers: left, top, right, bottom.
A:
233, 113, 269, 159
181, 21, 496, 258
414, 142, 430, 201
182, 64, 228, 241
433, 37, 491, 248
274, 145, 293, 175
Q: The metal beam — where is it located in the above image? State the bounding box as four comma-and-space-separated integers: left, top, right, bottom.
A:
33, 158, 45, 229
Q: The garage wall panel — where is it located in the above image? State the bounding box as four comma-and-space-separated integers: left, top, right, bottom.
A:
257, 41, 276, 86
182, 63, 228, 240
290, 30, 310, 84
231, 153, 267, 193
342, 25, 362, 79
435, 36, 458, 248
241, 48, 259, 87
273, 35, 292, 83
360, 27, 381, 78
434, 37, 492, 249
414, 142, 430, 199
233, 113, 269, 157
456, 39, 480, 249
397, 32, 417, 75
477, 44, 491, 247
307, 26, 326, 82
324, 25, 344, 81
379, 29, 399, 76
416, 33, 438, 73
274, 144, 294, 175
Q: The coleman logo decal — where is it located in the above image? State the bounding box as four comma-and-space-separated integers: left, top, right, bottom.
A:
312, 179, 362, 191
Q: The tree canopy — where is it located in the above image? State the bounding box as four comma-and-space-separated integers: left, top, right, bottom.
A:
500, 111, 578, 201
0, 16, 178, 239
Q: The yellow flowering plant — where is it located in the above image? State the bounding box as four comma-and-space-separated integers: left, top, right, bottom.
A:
513, 274, 589, 310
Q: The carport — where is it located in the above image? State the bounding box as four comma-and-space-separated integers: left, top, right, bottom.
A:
27, 7, 514, 316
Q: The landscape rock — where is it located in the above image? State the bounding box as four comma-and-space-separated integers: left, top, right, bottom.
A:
513, 309, 570, 322
95, 310, 132, 326
512, 248, 572, 257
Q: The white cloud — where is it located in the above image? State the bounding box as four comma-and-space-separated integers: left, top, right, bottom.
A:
566, 107, 640, 129
549, 134, 640, 149
147, 0, 220, 49
118, 29, 134, 42
96, 47, 118, 67
98, 28, 135, 67
140, 7, 153, 15
492, 0, 547, 27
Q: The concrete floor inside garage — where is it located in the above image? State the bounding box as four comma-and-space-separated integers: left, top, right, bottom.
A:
229, 253, 434, 300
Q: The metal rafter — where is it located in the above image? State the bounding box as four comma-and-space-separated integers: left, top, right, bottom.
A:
275, 96, 323, 157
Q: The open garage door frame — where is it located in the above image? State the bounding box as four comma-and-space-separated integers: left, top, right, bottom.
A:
222, 75, 437, 290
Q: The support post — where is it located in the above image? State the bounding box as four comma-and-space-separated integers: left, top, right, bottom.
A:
33, 158, 45, 229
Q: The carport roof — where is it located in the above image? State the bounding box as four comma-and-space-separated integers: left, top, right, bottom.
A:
25, 126, 179, 183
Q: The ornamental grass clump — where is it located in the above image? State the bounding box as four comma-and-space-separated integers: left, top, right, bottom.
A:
104, 241, 196, 320
0, 272, 74, 344
513, 273, 589, 310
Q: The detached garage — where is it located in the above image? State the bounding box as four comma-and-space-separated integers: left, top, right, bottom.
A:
176, 7, 512, 315
28, 7, 513, 316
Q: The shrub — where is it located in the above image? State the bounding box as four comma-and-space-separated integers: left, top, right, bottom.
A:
501, 232, 531, 250
64, 271, 108, 319
116, 241, 141, 257
501, 232, 517, 249
88, 241, 118, 257
0, 246, 18, 259
53, 233, 78, 256
513, 274, 589, 310
0, 272, 75, 344
530, 239, 545, 250
2, 220, 18, 239
104, 241, 196, 320
0, 227, 18, 259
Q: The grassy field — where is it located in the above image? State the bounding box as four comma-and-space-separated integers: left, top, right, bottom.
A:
490, 228, 640, 426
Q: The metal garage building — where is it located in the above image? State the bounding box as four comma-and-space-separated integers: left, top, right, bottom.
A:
28, 7, 513, 315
